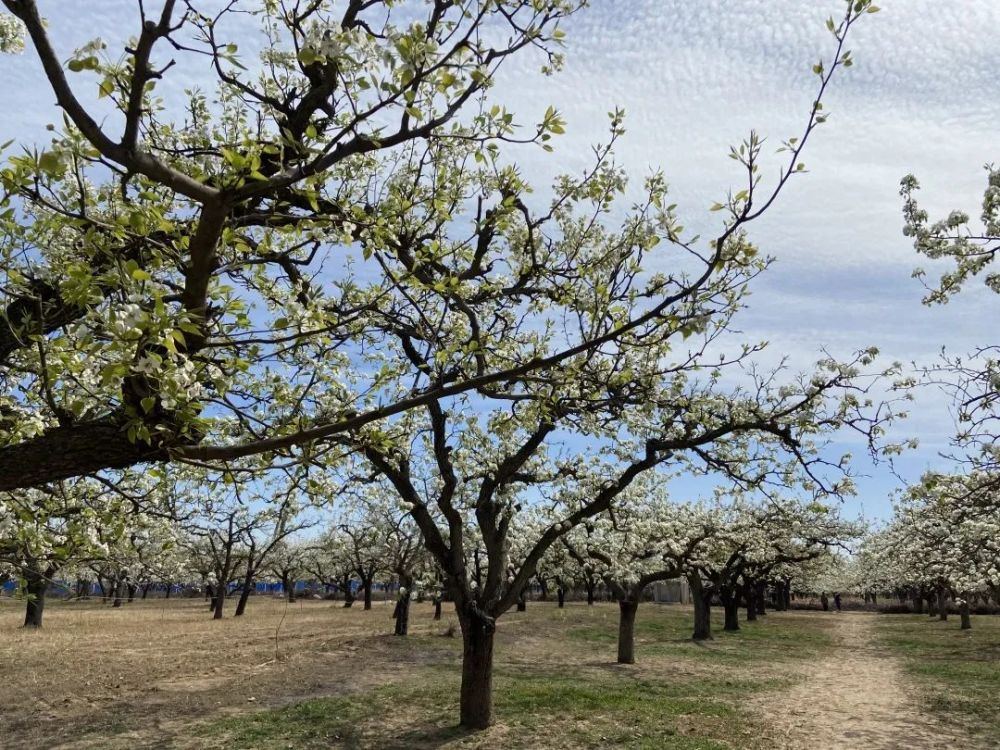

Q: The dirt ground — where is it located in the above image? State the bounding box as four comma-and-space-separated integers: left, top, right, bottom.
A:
0, 595, 448, 749
761, 612, 977, 749
0, 597, 986, 749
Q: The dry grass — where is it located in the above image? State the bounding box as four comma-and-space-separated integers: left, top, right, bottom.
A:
0, 595, 831, 749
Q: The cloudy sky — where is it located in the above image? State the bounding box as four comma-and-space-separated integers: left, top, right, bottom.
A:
3, 1, 997, 519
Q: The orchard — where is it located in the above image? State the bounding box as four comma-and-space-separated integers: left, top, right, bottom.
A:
0, 1, 997, 748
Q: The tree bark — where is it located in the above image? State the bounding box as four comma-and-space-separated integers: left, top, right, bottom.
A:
340, 574, 354, 607
283, 574, 296, 604
235, 567, 255, 617
937, 588, 948, 622
960, 599, 972, 630
911, 595, 923, 614
743, 582, 757, 621
690, 575, 713, 641
23, 573, 47, 628
516, 590, 526, 612
617, 599, 639, 664
754, 581, 767, 616
112, 580, 125, 608
557, 587, 565, 608
0, 417, 167, 492
394, 595, 411, 636
586, 578, 596, 605
362, 579, 372, 610
721, 588, 740, 632
433, 597, 442, 620
458, 607, 496, 729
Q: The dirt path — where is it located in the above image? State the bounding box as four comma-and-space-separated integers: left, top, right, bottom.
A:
764, 612, 972, 749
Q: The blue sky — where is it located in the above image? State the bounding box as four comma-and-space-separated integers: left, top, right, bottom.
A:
2, 0, 996, 520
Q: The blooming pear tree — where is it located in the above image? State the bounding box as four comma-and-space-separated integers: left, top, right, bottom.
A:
562, 487, 719, 663
865, 473, 1000, 629
0, 0, 608, 489
902, 165, 1000, 482
0, 477, 140, 626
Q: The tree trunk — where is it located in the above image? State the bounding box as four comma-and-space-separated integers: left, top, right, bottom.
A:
235, 567, 255, 617
340, 575, 354, 607
754, 581, 767, 616
721, 588, 740, 632
283, 574, 296, 604
112, 580, 125, 608
23, 573, 47, 628
433, 597, 442, 620
617, 599, 639, 664
937, 588, 948, 622
127, 583, 137, 603
394, 595, 411, 636
690, 576, 713, 641
960, 599, 971, 630
557, 587, 565, 608
536, 576, 548, 601
516, 590, 526, 612
458, 607, 496, 729
911, 595, 923, 614
743, 582, 757, 621
586, 578, 596, 605
362, 579, 372, 610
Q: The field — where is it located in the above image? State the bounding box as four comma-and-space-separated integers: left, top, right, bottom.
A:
1, 597, 995, 749
876, 613, 1000, 742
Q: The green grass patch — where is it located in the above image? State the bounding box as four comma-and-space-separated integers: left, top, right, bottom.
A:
205, 605, 834, 748
876, 614, 1000, 737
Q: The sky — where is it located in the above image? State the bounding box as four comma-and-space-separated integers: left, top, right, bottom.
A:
2, 0, 997, 521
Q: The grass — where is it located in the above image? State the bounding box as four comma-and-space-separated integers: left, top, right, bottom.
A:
0, 596, 833, 749
203, 603, 832, 749
876, 612, 1000, 739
